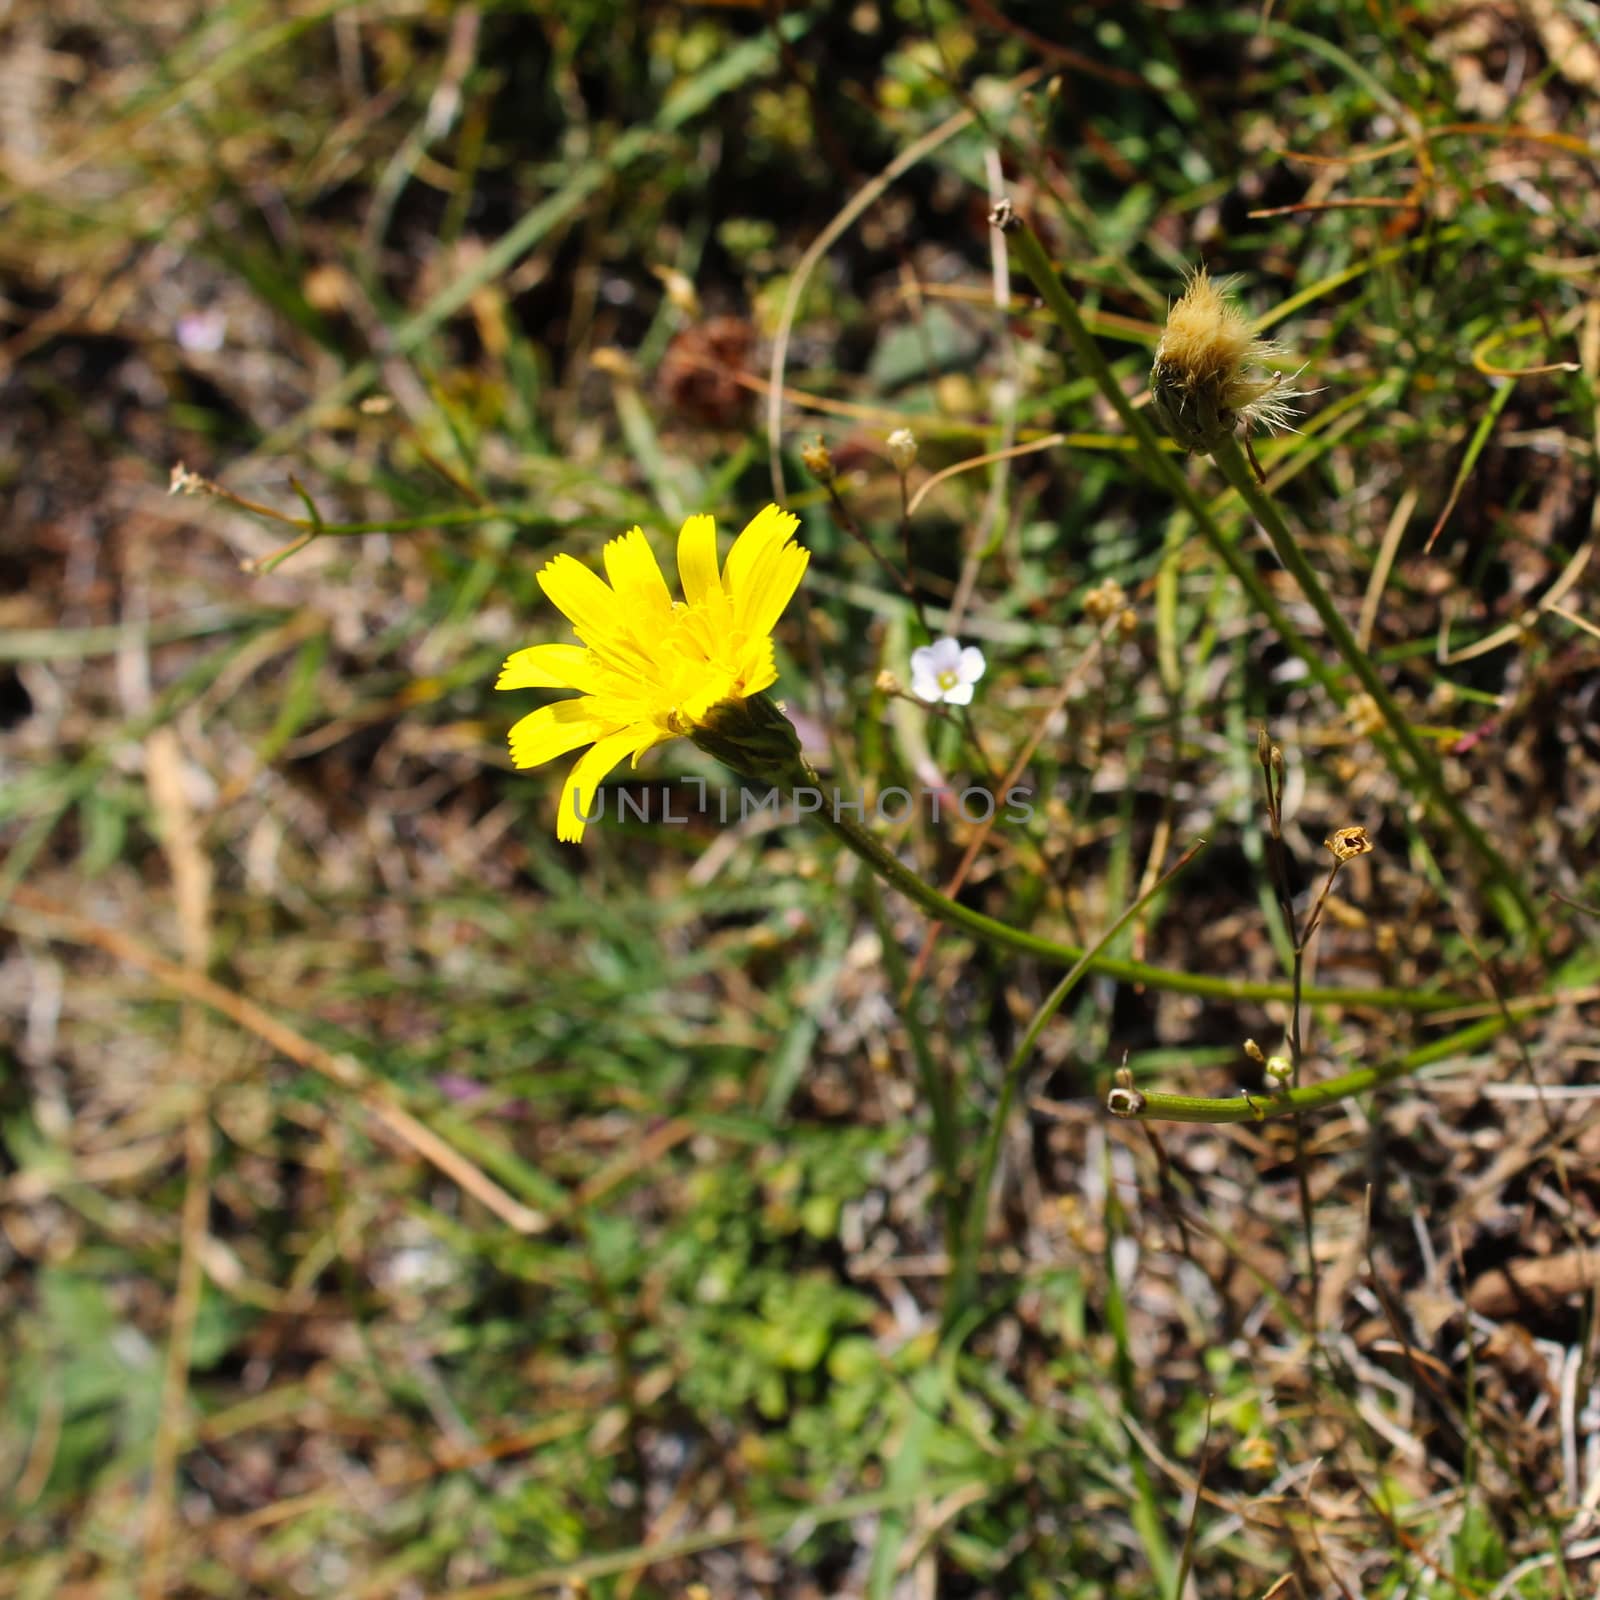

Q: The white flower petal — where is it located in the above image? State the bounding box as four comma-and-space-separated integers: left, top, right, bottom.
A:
957, 645, 986, 683
910, 668, 943, 703
943, 680, 975, 707
925, 636, 964, 673
909, 644, 939, 679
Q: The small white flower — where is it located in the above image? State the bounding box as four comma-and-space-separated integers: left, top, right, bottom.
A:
910, 637, 986, 706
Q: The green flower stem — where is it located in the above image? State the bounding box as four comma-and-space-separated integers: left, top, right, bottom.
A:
1110, 1013, 1514, 1124
946, 840, 1205, 1326
1207, 434, 1537, 938
1003, 215, 1536, 941
695, 694, 1470, 1010
1003, 221, 1348, 708
807, 799, 1452, 1012
862, 876, 963, 1253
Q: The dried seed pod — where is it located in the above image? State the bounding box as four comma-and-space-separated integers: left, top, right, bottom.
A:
657, 315, 756, 427
1325, 825, 1374, 862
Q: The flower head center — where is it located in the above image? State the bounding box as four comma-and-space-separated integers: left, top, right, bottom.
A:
937, 668, 960, 691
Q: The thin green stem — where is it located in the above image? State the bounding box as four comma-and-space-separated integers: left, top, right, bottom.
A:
1004, 215, 1538, 942
806, 801, 1453, 1011
864, 877, 963, 1254
1003, 221, 1349, 708
1208, 433, 1539, 939
274, 504, 559, 538
946, 840, 1205, 1326
1109, 1014, 1514, 1124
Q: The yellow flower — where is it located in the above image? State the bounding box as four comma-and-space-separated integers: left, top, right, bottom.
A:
497, 505, 808, 842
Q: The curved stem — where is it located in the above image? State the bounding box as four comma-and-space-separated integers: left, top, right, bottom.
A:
1109, 1013, 1514, 1123
807, 801, 1453, 1011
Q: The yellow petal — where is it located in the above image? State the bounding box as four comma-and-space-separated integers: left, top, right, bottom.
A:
733, 536, 809, 641
723, 504, 799, 606
496, 643, 598, 692
602, 527, 673, 641
733, 636, 778, 698
508, 700, 613, 769
676, 513, 722, 609
678, 677, 728, 723
555, 725, 658, 843
537, 553, 624, 645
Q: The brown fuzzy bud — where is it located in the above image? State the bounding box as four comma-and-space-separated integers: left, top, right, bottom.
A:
657, 315, 754, 427
1150, 267, 1308, 454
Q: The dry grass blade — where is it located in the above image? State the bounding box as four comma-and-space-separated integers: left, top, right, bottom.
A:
3, 887, 548, 1236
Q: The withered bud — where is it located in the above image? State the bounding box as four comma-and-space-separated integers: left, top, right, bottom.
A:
1105, 1064, 1146, 1120
1345, 693, 1386, 738
1117, 607, 1139, 637
1083, 577, 1126, 623
1242, 1038, 1266, 1065
1150, 267, 1308, 454
1325, 825, 1374, 862
885, 428, 918, 474
590, 346, 637, 382
657, 315, 755, 428
799, 437, 835, 485
875, 669, 902, 696
649, 264, 700, 317
168, 462, 211, 497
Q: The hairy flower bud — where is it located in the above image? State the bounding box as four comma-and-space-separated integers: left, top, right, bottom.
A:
1150, 267, 1307, 454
